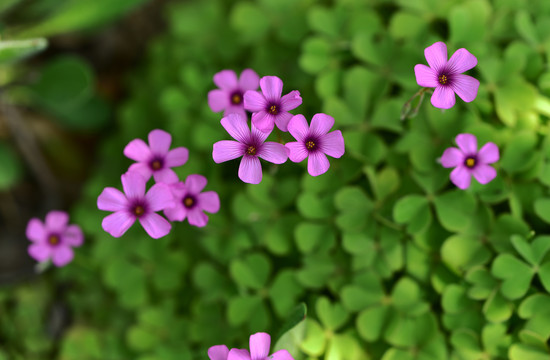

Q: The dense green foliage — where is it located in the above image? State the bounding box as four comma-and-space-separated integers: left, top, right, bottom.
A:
2, 0, 550, 359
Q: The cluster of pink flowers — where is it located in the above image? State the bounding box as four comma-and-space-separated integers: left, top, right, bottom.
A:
97, 129, 220, 239
209, 333, 294, 360
413, 42, 499, 189
209, 70, 345, 184
25, 41, 498, 271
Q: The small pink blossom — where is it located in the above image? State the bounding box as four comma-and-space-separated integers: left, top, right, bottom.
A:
123, 129, 188, 184
208, 69, 260, 119
97, 172, 173, 239
227, 332, 294, 360
414, 42, 480, 109
164, 174, 220, 227
26, 210, 83, 267
285, 114, 345, 176
212, 113, 288, 184
441, 133, 499, 190
244, 76, 302, 133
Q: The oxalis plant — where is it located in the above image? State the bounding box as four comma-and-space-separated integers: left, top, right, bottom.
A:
4, 1, 550, 360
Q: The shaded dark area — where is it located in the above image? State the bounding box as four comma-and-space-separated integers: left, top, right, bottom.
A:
0, 0, 168, 286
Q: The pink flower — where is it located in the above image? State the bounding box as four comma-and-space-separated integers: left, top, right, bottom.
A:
208, 69, 260, 119
164, 174, 220, 227
26, 210, 83, 267
97, 172, 173, 239
212, 113, 288, 184
227, 333, 294, 360
123, 129, 189, 184
208, 345, 229, 360
441, 133, 499, 190
244, 76, 302, 133
414, 42, 480, 109
285, 114, 345, 176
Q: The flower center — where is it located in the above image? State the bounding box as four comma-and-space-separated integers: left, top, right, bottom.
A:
133, 205, 145, 217
306, 140, 316, 150
268, 104, 278, 115
438, 74, 448, 85
231, 92, 242, 105
465, 157, 476, 168
183, 196, 195, 209
150, 159, 163, 171
246, 145, 257, 156
48, 234, 60, 246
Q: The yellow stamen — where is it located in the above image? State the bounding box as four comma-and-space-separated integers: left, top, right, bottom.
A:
246, 146, 257, 156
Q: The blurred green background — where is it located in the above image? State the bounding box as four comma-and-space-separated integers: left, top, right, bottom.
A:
1, 0, 550, 359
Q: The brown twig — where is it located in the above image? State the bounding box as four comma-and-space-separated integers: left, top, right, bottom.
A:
1, 99, 58, 199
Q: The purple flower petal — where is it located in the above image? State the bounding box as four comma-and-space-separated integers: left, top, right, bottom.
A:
213, 140, 245, 163
251, 123, 270, 143
455, 134, 478, 155
287, 114, 310, 142
224, 106, 247, 120
414, 64, 438, 87
477, 142, 499, 164
450, 166, 472, 190
128, 162, 153, 181
164, 205, 187, 222
208, 345, 229, 360
52, 246, 74, 267
251, 111, 275, 133
198, 191, 220, 213
260, 76, 283, 101
440, 147, 464, 168
447, 48, 477, 74
63, 225, 84, 247
28, 243, 51, 262
270, 350, 294, 360
244, 90, 267, 112
208, 89, 229, 112
185, 174, 208, 194
280, 90, 302, 112
146, 183, 174, 212
308, 152, 330, 176
221, 113, 251, 143
124, 139, 152, 162
187, 208, 209, 227
311, 113, 335, 137
472, 164, 497, 185
45, 211, 69, 232
26, 218, 45, 242
250, 332, 271, 360
228, 349, 251, 360
165, 147, 189, 167
97, 187, 128, 211
258, 142, 288, 164
450, 74, 479, 103
153, 168, 179, 184
285, 142, 308, 163
102, 211, 135, 238
239, 156, 262, 184
214, 70, 238, 90
424, 41, 447, 73
148, 129, 172, 155
139, 213, 172, 239
274, 112, 293, 132
239, 69, 260, 90
320, 130, 345, 158
431, 86, 456, 109
122, 172, 147, 199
